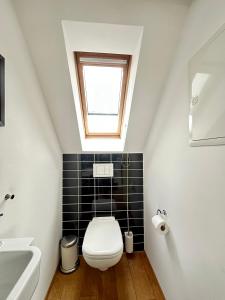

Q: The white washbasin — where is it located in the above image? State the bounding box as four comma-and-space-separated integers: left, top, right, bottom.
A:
0, 238, 41, 300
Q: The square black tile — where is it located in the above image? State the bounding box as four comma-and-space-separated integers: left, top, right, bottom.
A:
128, 185, 143, 194
79, 211, 94, 221
129, 218, 144, 227
79, 220, 90, 230
80, 178, 94, 186
63, 212, 78, 221
80, 203, 93, 212
78, 228, 86, 238
114, 202, 127, 211
112, 177, 128, 186
80, 154, 94, 161
112, 185, 127, 195
128, 169, 143, 178
80, 161, 93, 170
130, 226, 144, 235
63, 178, 78, 187
63, 154, 78, 161
117, 219, 127, 227
63, 187, 78, 196
95, 154, 111, 162
133, 234, 144, 243
96, 178, 111, 186
129, 210, 143, 219
80, 169, 93, 178
95, 202, 111, 212
113, 162, 123, 169
63, 204, 78, 213
128, 161, 143, 169
80, 186, 94, 196
128, 201, 143, 210
96, 211, 112, 217
113, 194, 127, 203
96, 194, 111, 202
133, 243, 144, 251
80, 195, 95, 204
96, 186, 111, 194
63, 195, 78, 204
112, 153, 127, 162
113, 210, 127, 219
128, 153, 143, 161
63, 221, 78, 230
128, 177, 143, 186
63, 161, 78, 170
63, 171, 78, 178
63, 229, 78, 237
128, 194, 143, 203
114, 169, 128, 178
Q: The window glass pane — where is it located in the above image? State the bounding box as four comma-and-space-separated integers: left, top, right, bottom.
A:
83, 65, 123, 115
87, 115, 119, 133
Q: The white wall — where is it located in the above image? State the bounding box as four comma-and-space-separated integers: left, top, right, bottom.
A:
144, 1, 225, 299
0, 1, 62, 299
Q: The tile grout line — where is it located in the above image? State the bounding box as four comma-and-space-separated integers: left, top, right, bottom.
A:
63, 200, 144, 205
63, 193, 144, 196
94, 154, 96, 218
111, 153, 113, 217
63, 176, 144, 179
63, 168, 144, 171
127, 154, 129, 233
63, 185, 143, 188
63, 210, 144, 213
63, 160, 143, 163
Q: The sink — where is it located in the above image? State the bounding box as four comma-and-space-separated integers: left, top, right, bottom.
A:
0, 238, 41, 300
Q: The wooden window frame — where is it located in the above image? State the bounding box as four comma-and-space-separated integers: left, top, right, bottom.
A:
74, 52, 131, 138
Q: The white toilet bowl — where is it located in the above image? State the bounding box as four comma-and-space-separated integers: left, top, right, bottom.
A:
82, 216, 123, 271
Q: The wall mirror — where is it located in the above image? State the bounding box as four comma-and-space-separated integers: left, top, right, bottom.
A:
0, 55, 5, 126
189, 25, 225, 146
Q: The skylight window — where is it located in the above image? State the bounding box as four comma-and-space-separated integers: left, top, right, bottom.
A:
75, 52, 131, 138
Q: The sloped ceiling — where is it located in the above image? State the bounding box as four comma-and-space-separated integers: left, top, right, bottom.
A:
12, 0, 191, 152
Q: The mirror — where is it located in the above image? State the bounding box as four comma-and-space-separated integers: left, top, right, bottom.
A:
0, 54, 5, 126
189, 25, 225, 146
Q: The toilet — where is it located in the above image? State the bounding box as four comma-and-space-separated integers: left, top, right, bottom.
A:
82, 216, 123, 271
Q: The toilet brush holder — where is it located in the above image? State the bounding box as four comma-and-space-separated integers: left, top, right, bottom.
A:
124, 231, 133, 253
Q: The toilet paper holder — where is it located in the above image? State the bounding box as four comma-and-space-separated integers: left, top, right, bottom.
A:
157, 209, 167, 216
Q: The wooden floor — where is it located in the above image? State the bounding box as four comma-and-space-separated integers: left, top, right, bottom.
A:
46, 252, 165, 300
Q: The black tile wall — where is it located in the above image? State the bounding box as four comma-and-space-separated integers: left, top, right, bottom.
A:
63, 153, 144, 254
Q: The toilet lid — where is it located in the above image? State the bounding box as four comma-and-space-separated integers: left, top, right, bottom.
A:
82, 217, 123, 257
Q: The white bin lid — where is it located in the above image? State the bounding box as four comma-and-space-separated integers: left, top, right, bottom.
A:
61, 235, 78, 248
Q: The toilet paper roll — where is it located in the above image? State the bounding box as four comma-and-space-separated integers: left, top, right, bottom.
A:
125, 232, 133, 253
152, 215, 169, 235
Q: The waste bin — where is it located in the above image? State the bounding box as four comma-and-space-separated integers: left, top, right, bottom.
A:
60, 235, 79, 273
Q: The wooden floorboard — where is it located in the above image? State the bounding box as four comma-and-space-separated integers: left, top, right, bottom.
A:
115, 254, 136, 300
46, 252, 165, 300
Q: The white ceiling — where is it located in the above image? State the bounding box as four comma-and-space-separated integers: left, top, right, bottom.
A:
12, 0, 191, 152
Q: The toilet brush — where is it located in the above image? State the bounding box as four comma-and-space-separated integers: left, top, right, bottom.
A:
125, 210, 133, 253
125, 231, 133, 253
124, 155, 133, 253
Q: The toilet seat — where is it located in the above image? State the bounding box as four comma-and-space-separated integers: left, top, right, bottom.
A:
82, 217, 123, 271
